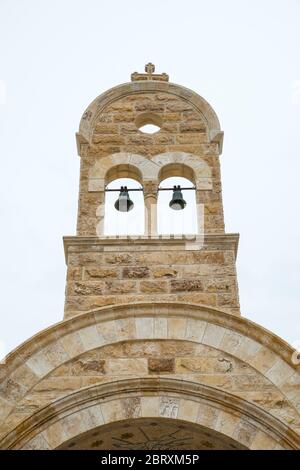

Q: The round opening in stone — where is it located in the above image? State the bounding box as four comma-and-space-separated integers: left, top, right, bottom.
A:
135, 112, 163, 134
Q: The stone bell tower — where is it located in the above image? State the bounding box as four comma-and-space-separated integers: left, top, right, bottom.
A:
64, 63, 240, 319
1, 65, 299, 451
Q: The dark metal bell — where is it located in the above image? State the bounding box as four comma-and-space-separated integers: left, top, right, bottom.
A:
169, 185, 186, 211
114, 186, 134, 212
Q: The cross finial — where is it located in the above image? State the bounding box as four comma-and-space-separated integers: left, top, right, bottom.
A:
145, 63, 155, 77
131, 64, 169, 82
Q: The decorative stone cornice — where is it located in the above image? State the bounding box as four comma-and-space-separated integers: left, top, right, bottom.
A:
62, 233, 240, 263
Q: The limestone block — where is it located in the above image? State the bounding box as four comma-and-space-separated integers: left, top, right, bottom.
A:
140, 281, 168, 293
96, 320, 117, 344
43, 421, 68, 449
197, 403, 219, 428
148, 358, 175, 373
178, 399, 199, 422
101, 400, 125, 423
175, 357, 233, 374
85, 268, 118, 279
235, 337, 262, 363
23, 434, 51, 450
170, 280, 203, 293
194, 374, 233, 390
281, 372, 300, 404
105, 359, 147, 374
122, 397, 142, 419
141, 396, 159, 417
9, 364, 39, 391
113, 112, 135, 122
123, 267, 149, 278
0, 397, 13, 423
185, 319, 207, 343
105, 280, 137, 294
115, 318, 136, 341
151, 267, 178, 278
233, 419, 258, 448
135, 317, 154, 339
179, 122, 206, 133
176, 134, 207, 144
219, 330, 244, 355
176, 293, 217, 306
168, 317, 187, 339
92, 135, 125, 145
60, 332, 86, 358
248, 345, 277, 374
153, 317, 168, 339
250, 431, 277, 450
202, 324, 226, 348
265, 358, 295, 387
70, 281, 104, 296
61, 408, 94, 440
26, 352, 56, 378
88, 404, 104, 427
78, 325, 104, 350
215, 410, 240, 438
67, 267, 82, 281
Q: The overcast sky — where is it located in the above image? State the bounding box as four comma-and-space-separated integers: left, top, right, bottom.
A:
0, 0, 299, 356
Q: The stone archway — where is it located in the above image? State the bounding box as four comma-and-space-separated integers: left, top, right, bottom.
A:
0, 302, 299, 450
2, 378, 294, 450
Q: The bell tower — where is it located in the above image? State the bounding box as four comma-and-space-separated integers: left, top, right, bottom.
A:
64, 64, 240, 319
1, 65, 299, 451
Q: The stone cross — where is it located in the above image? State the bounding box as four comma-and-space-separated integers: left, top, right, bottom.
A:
145, 63, 155, 77
131, 63, 169, 82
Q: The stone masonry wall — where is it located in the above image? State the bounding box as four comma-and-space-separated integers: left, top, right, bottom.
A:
64, 242, 240, 318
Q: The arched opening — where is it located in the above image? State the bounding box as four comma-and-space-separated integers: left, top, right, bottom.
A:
57, 417, 247, 450
104, 177, 144, 236
135, 112, 163, 134
158, 176, 197, 235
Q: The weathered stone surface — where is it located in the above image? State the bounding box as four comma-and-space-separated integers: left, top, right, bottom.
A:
105, 281, 137, 294
140, 281, 169, 293
70, 281, 104, 296
170, 280, 203, 292
85, 268, 118, 279
151, 267, 178, 278
148, 358, 175, 373
179, 122, 206, 133
123, 267, 149, 278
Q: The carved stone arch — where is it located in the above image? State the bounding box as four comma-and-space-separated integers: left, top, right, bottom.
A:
0, 302, 299, 450
88, 153, 160, 192
1, 379, 297, 450
151, 151, 213, 190
78, 81, 223, 149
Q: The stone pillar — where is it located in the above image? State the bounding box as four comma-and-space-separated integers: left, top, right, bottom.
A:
195, 190, 205, 235
95, 191, 105, 237
143, 181, 158, 237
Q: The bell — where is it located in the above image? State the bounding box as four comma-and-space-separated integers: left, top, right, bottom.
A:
169, 185, 186, 211
114, 186, 134, 212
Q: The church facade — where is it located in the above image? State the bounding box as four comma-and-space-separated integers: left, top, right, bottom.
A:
0, 65, 299, 450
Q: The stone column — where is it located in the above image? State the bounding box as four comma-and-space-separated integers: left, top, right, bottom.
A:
143, 181, 158, 237
95, 191, 105, 237
195, 190, 205, 235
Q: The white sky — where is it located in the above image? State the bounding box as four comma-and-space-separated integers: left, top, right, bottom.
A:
0, 0, 299, 356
